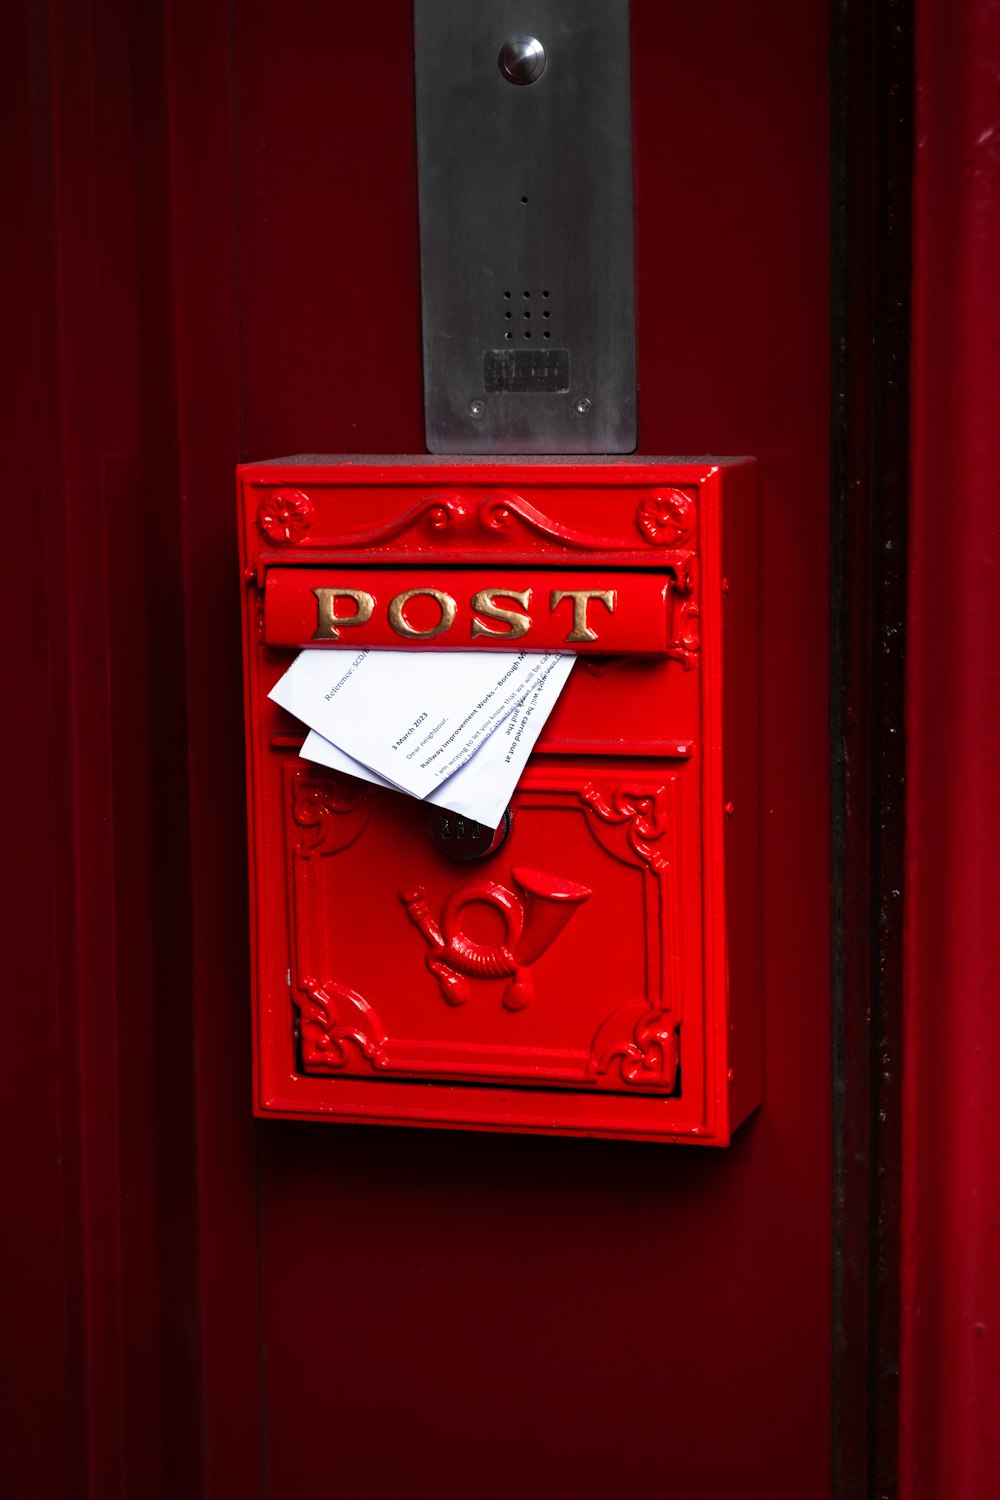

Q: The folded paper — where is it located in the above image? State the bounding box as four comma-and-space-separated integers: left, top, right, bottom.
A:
268, 648, 574, 827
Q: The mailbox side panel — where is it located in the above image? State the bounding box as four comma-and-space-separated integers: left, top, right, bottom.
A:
722, 459, 763, 1127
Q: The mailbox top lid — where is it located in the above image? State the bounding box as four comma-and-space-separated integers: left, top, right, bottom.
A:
239, 457, 756, 571
242, 453, 754, 470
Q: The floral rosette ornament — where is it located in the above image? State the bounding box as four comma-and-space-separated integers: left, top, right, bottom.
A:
258, 489, 315, 545
635, 488, 695, 547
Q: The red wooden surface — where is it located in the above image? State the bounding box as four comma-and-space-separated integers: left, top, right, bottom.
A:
4, 2, 165, 1495
242, 1, 831, 1490
901, 0, 1000, 1494
7, 0, 833, 1494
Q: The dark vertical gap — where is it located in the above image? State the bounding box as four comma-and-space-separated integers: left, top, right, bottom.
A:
867, 5, 910, 1494
829, 4, 851, 1488
830, 0, 910, 1495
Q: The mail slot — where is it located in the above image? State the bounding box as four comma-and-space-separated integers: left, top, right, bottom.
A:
264, 569, 673, 653
239, 457, 761, 1143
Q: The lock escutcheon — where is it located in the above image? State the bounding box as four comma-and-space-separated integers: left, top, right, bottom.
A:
429, 805, 512, 860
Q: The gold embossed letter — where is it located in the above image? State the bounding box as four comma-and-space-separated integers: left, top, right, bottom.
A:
312, 588, 376, 640
549, 589, 617, 643
388, 588, 458, 641
470, 588, 533, 640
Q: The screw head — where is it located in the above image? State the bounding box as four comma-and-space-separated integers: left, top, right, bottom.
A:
574, 396, 592, 415
498, 36, 546, 86
468, 399, 486, 418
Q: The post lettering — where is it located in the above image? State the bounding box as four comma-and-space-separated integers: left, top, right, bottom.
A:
313, 587, 375, 640
470, 588, 533, 640
388, 588, 457, 640
549, 589, 617, 644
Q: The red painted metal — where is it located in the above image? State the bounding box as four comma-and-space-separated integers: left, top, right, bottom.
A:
901, 0, 1000, 1494
240, 459, 759, 1142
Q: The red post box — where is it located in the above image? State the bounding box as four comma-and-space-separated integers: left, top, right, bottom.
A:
239, 457, 760, 1142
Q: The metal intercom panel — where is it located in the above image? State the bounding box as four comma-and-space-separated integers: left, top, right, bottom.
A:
415, 0, 636, 454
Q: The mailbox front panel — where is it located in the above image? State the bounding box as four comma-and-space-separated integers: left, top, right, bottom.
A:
239, 458, 759, 1143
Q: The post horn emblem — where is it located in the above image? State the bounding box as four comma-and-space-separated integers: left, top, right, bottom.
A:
400, 867, 591, 1011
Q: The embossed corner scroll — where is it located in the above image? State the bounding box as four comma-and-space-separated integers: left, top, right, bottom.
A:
587, 1001, 681, 1090
297, 977, 390, 1072
290, 776, 371, 856
575, 780, 683, 1092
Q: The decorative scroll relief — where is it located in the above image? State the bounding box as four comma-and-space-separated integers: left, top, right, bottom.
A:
268, 490, 467, 551
667, 556, 701, 670
577, 779, 684, 1091
263, 488, 638, 552
287, 773, 376, 1071
255, 485, 700, 560
587, 1001, 681, 1090
580, 784, 674, 873
634, 490, 701, 671
475, 490, 640, 551
290, 774, 372, 856
399, 868, 591, 1012
297, 978, 390, 1071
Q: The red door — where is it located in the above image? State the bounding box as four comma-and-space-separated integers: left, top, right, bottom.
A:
8, 0, 941, 1494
